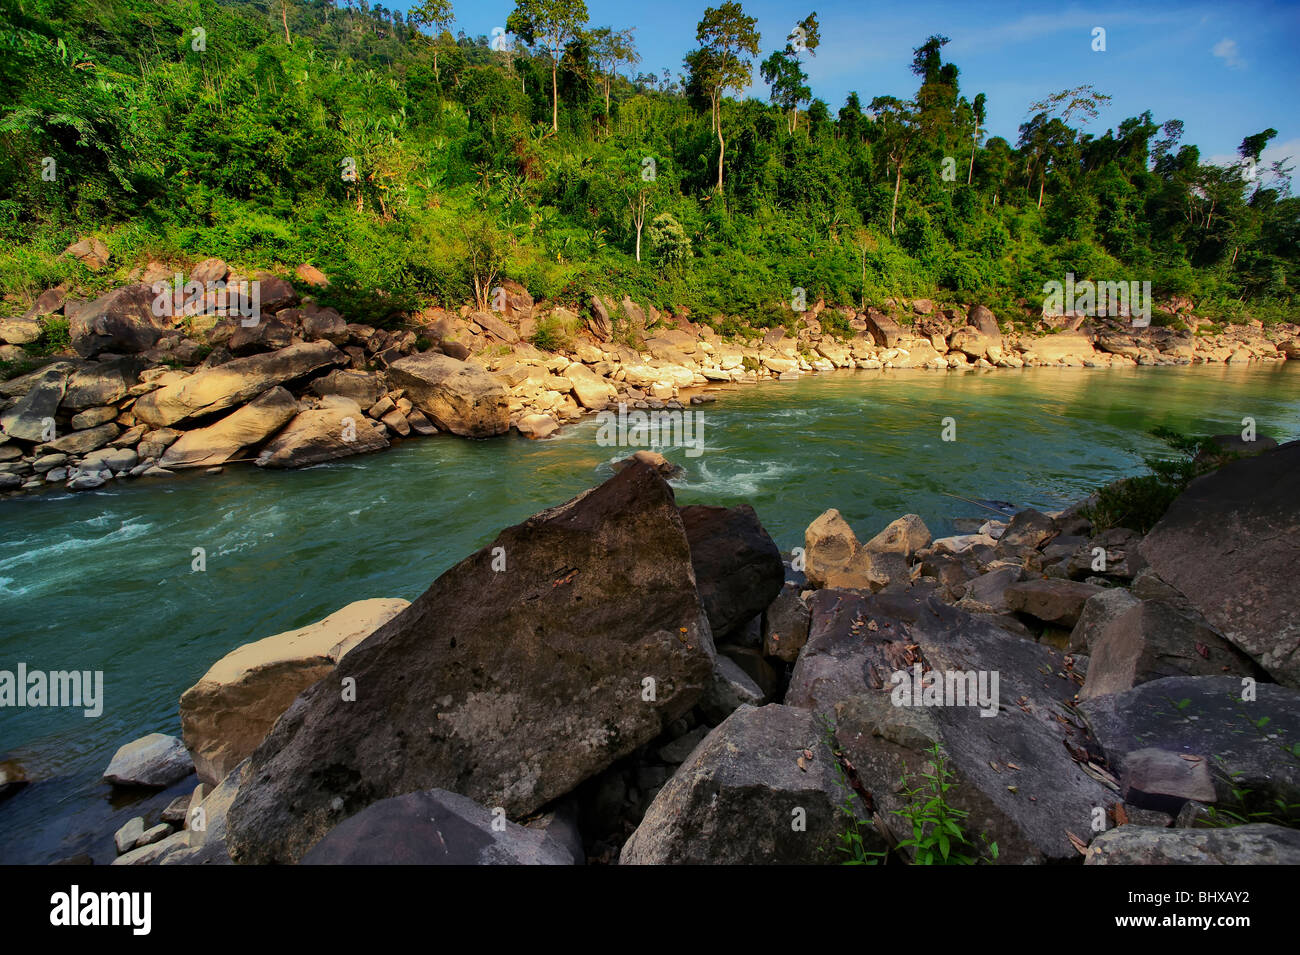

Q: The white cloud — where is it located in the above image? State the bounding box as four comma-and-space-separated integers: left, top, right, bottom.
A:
1212, 37, 1246, 69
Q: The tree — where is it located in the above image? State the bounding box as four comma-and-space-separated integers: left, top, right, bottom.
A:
688, 2, 761, 193
507, 0, 589, 134
589, 26, 638, 116
967, 92, 985, 184
760, 12, 819, 133
1023, 85, 1110, 208
870, 95, 917, 234
408, 0, 455, 82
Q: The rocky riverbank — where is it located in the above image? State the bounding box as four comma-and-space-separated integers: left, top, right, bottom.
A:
2, 253, 1297, 497
78, 438, 1299, 866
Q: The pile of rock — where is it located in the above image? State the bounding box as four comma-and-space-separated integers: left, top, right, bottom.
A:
96, 440, 1298, 865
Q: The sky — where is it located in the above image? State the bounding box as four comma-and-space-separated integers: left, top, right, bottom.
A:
390, 0, 1300, 171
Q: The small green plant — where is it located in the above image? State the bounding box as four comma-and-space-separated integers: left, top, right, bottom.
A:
891, 741, 998, 865
529, 313, 574, 352
1082, 427, 1221, 533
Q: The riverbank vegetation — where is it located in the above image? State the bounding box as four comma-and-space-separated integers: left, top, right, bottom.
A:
3, 0, 1296, 328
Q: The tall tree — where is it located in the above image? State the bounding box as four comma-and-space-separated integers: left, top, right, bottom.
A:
408, 0, 455, 83
507, 0, 589, 134
967, 91, 985, 184
688, 2, 760, 193
870, 95, 917, 235
760, 12, 819, 133
589, 26, 638, 117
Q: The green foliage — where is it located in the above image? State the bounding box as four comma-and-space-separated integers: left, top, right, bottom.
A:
0, 0, 1293, 326
530, 311, 575, 351
1082, 427, 1218, 533
891, 742, 998, 865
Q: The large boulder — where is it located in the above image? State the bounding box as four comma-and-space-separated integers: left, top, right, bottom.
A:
1023, 332, 1095, 362
254, 397, 388, 468
1140, 441, 1300, 686
1080, 675, 1300, 812
862, 513, 931, 556
302, 789, 578, 865
134, 341, 345, 427
787, 589, 1115, 862
62, 357, 147, 410
1004, 579, 1104, 628
763, 582, 812, 663
160, 387, 299, 469
620, 704, 873, 864
563, 362, 617, 411
861, 309, 901, 348
0, 367, 66, 442
103, 733, 194, 788
309, 369, 386, 406
679, 504, 784, 642
1085, 823, 1300, 865
803, 509, 903, 592
388, 353, 509, 438
1080, 600, 1258, 699
69, 284, 167, 357
225, 463, 715, 863
969, 304, 1001, 340
179, 598, 410, 785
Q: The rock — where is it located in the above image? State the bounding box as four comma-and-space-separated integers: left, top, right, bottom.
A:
0, 316, 41, 345
295, 264, 330, 287
160, 387, 299, 469
763, 582, 812, 663
227, 317, 294, 355
252, 272, 297, 313
1080, 600, 1258, 699
254, 398, 389, 468
300, 308, 348, 345
162, 794, 191, 825
1069, 587, 1141, 652
700, 655, 765, 723
69, 284, 167, 356
612, 449, 682, 479
515, 413, 559, 439
114, 817, 146, 855
1085, 823, 1300, 865
189, 258, 228, 286
69, 406, 117, 430
962, 566, 1024, 613
802, 509, 898, 592
64, 236, 109, 270
658, 725, 710, 764
388, 353, 509, 438
1140, 440, 1300, 686
473, 310, 519, 344
62, 357, 147, 410
0, 759, 28, 802
1004, 579, 1104, 628
0, 368, 66, 441
862, 513, 931, 556
1025, 332, 1095, 362
587, 296, 613, 341
103, 448, 138, 473
135, 823, 175, 849
1117, 748, 1217, 813
406, 408, 438, 436
787, 589, 1114, 862
861, 309, 901, 347
133, 341, 344, 427
301, 789, 577, 865
679, 504, 784, 642
564, 362, 617, 410
180, 598, 410, 785
1080, 675, 1300, 811
620, 704, 873, 864
39, 423, 120, 456
997, 508, 1057, 552
225, 463, 715, 863
102, 733, 194, 788
113, 830, 190, 866
969, 304, 1000, 339
948, 326, 995, 360
310, 369, 386, 406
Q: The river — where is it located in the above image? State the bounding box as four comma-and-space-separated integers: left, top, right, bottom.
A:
1, 362, 1297, 863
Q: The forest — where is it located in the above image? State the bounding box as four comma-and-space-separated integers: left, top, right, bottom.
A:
2, 0, 1295, 332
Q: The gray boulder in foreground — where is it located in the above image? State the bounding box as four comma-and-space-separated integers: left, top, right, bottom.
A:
1085, 823, 1300, 865
621, 704, 874, 865
226, 462, 714, 863
102, 733, 194, 788
1140, 440, 1300, 686
302, 789, 579, 865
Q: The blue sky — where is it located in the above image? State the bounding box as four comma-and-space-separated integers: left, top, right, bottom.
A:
391, 0, 1300, 169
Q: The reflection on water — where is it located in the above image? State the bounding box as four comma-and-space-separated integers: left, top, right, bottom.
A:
1, 362, 1297, 862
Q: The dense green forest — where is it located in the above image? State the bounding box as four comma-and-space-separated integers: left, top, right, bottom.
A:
2, 0, 1296, 330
